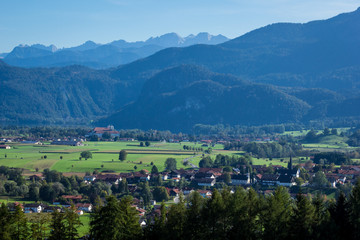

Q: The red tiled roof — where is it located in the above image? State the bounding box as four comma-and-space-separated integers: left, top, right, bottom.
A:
62, 195, 82, 200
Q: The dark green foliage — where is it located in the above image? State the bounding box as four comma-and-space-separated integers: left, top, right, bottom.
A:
152, 187, 169, 202
90, 195, 142, 240
329, 192, 353, 240
64, 205, 82, 240
164, 158, 177, 171
348, 130, 360, 147
199, 156, 213, 168
199, 154, 251, 168
119, 150, 127, 161
151, 165, 159, 174
0, 203, 12, 240
12, 204, 29, 240
350, 179, 360, 239
289, 192, 315, 239
261, 187, 292, 240
313, 152, 351, 165
49, 209, 66, 240
241, 142, 302, 158
80, 151, 92, 159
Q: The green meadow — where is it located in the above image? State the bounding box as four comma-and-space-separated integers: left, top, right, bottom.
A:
0, 141, 216, 174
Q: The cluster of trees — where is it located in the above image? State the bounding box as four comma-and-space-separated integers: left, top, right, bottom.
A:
191, 123, 305, 137
146, 184, 360, 240
139, 141, 151, 147
313, 152, 352, 165
199, 154, 252, 168
182, 145, 203, 152
88, 181, 360, 240
0, 126, 89, 139
304, 128, 340, 142
225, 142, 303, 158
0, 168, 116, 204
0, 204, 82, 240
348, 129, 360, 147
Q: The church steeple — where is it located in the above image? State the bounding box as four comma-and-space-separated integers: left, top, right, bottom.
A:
288, 155, 293, 170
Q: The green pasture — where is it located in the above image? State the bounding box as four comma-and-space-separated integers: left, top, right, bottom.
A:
0, 141, 215, 173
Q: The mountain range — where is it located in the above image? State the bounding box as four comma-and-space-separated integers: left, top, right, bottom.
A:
1, 7, 360, 131
1, 33, 229, 69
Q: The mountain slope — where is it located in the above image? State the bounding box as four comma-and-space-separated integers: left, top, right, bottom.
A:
99, 65, 311, 131
0, 61, 131, 125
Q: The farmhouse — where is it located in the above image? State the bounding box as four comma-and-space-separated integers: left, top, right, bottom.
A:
51, 140, 84, 146
231, 173, 251, 185
87, 125, 120, 138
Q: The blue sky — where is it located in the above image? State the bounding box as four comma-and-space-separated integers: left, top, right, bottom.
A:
0, 0, 359, 52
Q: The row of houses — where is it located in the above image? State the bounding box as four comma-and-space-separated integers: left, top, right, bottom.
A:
7, 202, 92, 215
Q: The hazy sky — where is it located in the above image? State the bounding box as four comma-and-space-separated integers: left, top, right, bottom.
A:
0, 0, 359, 52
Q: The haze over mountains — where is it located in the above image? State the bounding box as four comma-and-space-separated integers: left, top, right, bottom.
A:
1, 8, 360, 132
1, 33, 229, 69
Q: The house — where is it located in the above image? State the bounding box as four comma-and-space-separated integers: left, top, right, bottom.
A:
76, 203, 93, 212
51, 140, 84, 146
277, 168, 300, 178
61, 195, 83, 203
326, 173, 346, 188
84, 175, 96, 183
197, 190, 212, 198
0, 145, 11, 149
43, 206, 62, 213
24, 203, 46, 213
87, 125, 120, 138
77, 210, 84, 215
29, 174, 44, 181
194, 172, 215, 179
195, 178, 216, 187
260, 174, 279, 186
231, 173, 251, 185
139, 219, 147, 227
166, 188, 181, 197
277, 175, 296, 187
133, 172, 150, 182
169, 170, 181, 179
96, 174, 122, 185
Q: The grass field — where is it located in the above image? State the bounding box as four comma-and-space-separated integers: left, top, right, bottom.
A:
0, 141, 221, 174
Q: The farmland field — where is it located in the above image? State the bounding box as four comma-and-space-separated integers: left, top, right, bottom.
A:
0, 141, 217, 174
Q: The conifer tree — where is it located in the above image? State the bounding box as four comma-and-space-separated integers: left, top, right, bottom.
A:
261, 186, 292, 240
289, 192, 315, 240
184, 191, 204, 240
166, 194, 187, 239
0, 203, 12, 240
64, 205, 83, 240
329, 192, 353, 240
12, 204, 29, 240
48, 209, 66, 240
350, 178, 360, 239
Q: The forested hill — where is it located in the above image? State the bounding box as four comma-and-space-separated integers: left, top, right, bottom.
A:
97, 65, 311, 132
0, 61, 131, 125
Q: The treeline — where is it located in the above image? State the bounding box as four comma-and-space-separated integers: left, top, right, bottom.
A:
199, 154, 252, 168
224, 142, 303, 158
192, 123, 302, 136
348, 129, 360, 147
90, 182, 360, 240
0, 126, 90, 139
313, 152, 352, 165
